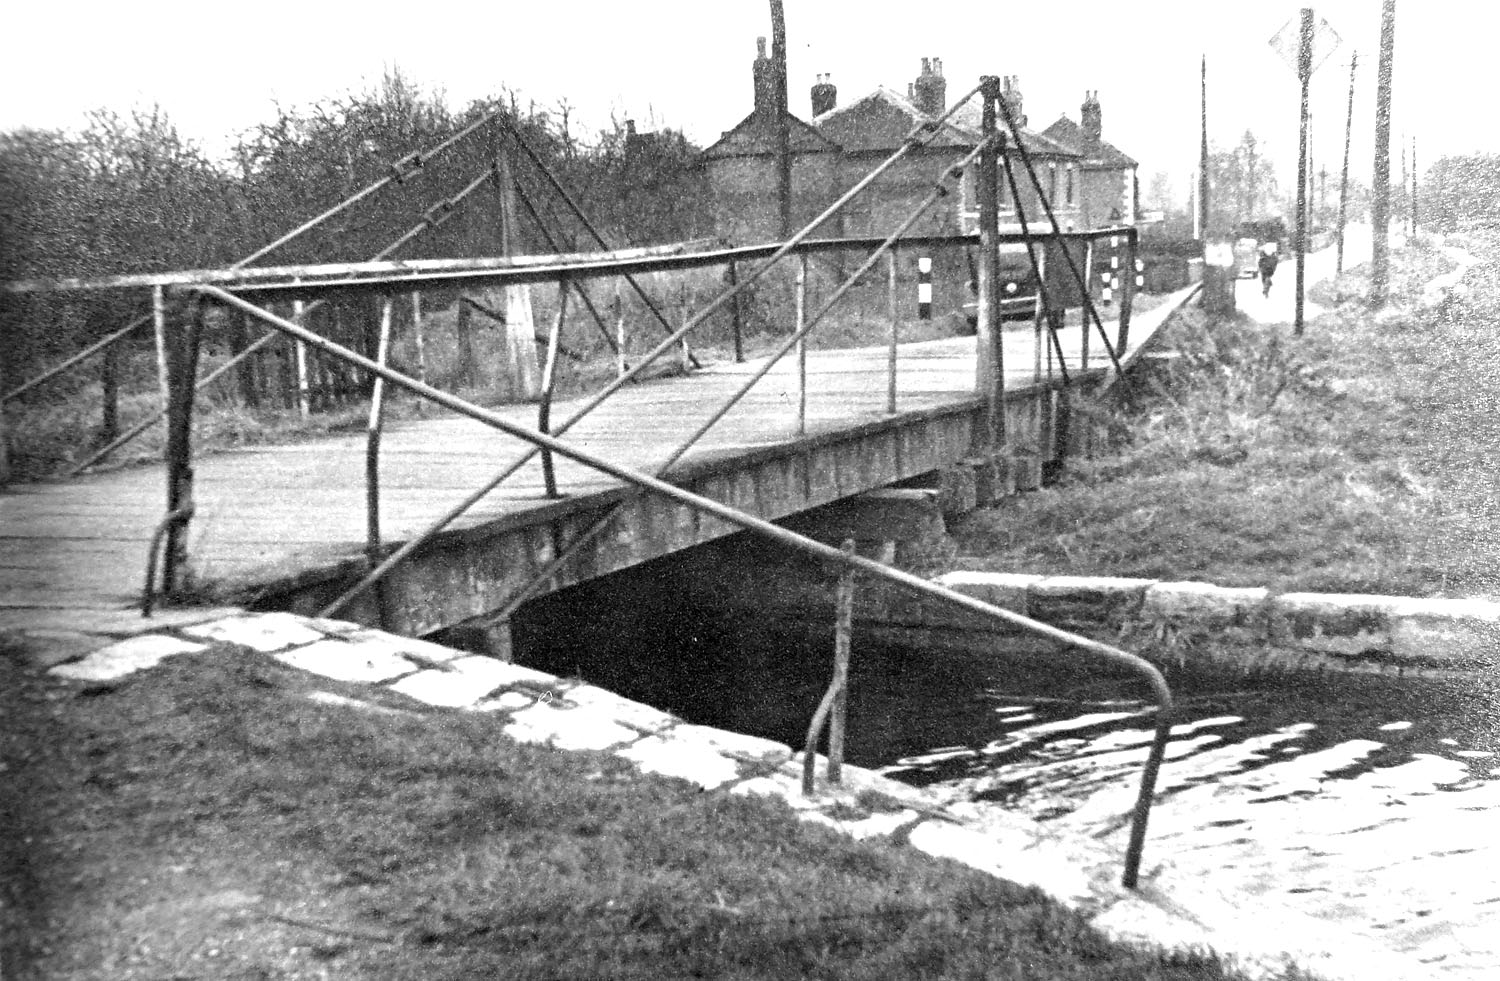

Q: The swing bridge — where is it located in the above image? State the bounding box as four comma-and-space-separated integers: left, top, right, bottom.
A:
1, 76, 1203, 889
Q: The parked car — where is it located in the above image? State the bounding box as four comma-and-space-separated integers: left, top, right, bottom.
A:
962, 252, 1042, 333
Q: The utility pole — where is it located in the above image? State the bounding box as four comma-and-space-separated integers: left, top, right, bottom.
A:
1411, 135, 1419, 232
1246, 132, 1258, 219
1336, 52, 1357, 276
1294, 7, 1312, 336
769, 0, 792, 240
977, 77, 1004, 454
1198, 55, 1210, 241
1400, 135, 1408, 235
1371, 0, 1396, 308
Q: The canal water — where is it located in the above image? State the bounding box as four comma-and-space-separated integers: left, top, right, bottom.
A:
516, 612, 1500, 976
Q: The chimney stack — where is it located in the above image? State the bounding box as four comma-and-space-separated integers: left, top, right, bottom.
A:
911, 56, 947, 117
753, 36, 776, 118
811, 73, 838, 116
1081, 90, 1102, 153
1001, 75, 1027, 128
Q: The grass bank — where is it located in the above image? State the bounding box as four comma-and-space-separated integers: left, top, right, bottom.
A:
0, 647, 1291, 980
952, 234, 1491, 598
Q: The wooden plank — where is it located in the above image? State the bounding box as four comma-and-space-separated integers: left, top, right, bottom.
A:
0, 297, 1190, 631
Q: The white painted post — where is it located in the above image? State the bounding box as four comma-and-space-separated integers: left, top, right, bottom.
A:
796, 255, 808, 436
613, 281, 627, 379
887, 249, 899, 414
292, 296, 310, 418
151, 285, 170, 410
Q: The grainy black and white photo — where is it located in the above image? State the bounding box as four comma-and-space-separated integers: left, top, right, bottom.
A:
3, 2, 1498, 978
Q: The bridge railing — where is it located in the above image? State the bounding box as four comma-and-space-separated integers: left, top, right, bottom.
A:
1, 106, 525, 476
8, 77, 1173, 885
183, 78, 1165, 889
195, 277, 1173, 891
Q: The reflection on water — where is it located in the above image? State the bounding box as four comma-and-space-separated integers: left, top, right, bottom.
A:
518, 611, 1500, 975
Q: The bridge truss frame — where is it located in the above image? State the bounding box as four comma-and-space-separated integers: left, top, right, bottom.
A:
4, 76, 1168, 889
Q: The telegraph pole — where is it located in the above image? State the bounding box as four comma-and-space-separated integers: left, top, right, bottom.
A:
769, 0, 792, 239
1198, 55, 1210, 241
1294, 8, 1312, 336
1411, 135, 1419, 232
1371, 0, 1396, 308
1336, 52, 1357, 276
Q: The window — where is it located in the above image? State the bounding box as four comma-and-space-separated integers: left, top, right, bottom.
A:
1066, 165, 1075, 206
1048, 162, 1057, 205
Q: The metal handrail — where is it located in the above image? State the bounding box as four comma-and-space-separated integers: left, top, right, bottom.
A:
314, 86, 996, 617
465, 141, 992, 629
196, 281, 1173, 891
993, 94, 1130, 374
64, 145, 512, 475
1, 313, 149, 404
317, 191, 1135, 620
2, 105, 505, 407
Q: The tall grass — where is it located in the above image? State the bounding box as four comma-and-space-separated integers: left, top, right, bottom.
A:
952, 236, 1491, 597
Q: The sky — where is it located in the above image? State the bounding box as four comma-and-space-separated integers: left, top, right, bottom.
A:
1, 1, 1490, 207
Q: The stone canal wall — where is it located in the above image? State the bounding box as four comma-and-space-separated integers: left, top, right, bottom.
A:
930, 572, 1500, 674
27, 607, 1439, 981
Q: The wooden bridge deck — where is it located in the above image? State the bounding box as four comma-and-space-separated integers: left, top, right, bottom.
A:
0, 288, 1195, 634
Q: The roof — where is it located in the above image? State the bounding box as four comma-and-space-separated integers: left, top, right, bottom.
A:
702, 110, 840, 160
813, 87, 1078, 159
812, 87, 973, 152
1040, 115, 1138, 169
942, 99, 1077, 158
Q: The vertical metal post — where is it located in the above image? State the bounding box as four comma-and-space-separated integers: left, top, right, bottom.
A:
100, 331, 119, 444
366, 297, 393, 556
796, 254, 808, 436
410, 291, 427, 413
827, 539, 856, 785
161, 295, 204, 596
676, 283, 691, 373
1294, 7, 1313, 335
728, 259, 745, 363
886, 248, 898, 415
292, 295, 310, 417
151, 285, 170, 409
539, 281, 568, 499
613, 283, 627, 379
1120, 230, 1137, 352
1033, 249, 1046, 385
976, 76, 1005, 454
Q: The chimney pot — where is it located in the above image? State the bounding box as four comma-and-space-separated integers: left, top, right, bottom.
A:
753, 37, 775, 117
811, 72, 837, 115
912, 56, 947, 116
1081, 89, 1103, 152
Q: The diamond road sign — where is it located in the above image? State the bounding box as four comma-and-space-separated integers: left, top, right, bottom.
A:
1269, 13, 1343, 77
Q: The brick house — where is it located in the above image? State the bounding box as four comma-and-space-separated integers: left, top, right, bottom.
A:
1040, 92, 1140, 230
702, 46, 1139, 317
703, 50, 1096, 244
700, 37, 843, 245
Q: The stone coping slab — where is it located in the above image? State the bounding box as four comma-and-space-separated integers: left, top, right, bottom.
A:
32, 607, 1440, 979
940, 571, 1500, 670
